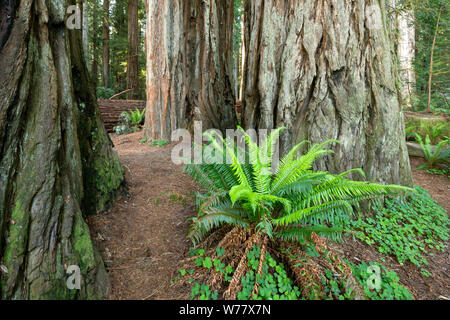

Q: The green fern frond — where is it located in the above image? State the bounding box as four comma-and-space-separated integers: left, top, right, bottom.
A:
273, 200, 354, 226
271, 140, 339, 194
187, 208, 250, 245
204, 130, 252, 190
276, 225, 351, 242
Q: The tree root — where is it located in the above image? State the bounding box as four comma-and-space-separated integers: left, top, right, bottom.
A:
175, 229, 367, 301
281, 233, 368, 300
223, 232, 261, 300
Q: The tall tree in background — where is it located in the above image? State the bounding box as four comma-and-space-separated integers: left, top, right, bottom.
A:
91, 0, 100, 88
144, 0, 237, 141
414, 0, 449, 112
102, 0, 110, 88
426, 4, 443, 113
242, 0, 413, 186
0, 0, 124, 299
391, 0, 416, 107
82, 0, 89, 65
127, 0, 140, 100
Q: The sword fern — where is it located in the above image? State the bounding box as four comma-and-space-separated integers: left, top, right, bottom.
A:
185, 127, 413, 245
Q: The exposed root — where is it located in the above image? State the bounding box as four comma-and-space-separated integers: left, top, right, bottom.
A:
281, 233, 368, 300
223, 232, 261, 300
174, 228, 367, 301
200, 225, 233, 249
207, 227, 250, 291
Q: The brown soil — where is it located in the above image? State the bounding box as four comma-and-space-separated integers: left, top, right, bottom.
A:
88, 131, 196, 299
88, 132, 449, 300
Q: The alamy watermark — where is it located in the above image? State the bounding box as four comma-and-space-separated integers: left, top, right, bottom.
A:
66, 5, 81, 30
171, 121, 280, 171
66, 265, 81, 290
366, 265, 382, 290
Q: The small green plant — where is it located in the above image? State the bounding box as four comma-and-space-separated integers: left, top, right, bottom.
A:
140, 138, 148, 144
123, 108, 146, 127
320, 269, 355, 300
416, 121, 449, 145
185, 127, 413, 245
352, 186, 449, 267
415, 134, 449, 172
150, 140, 169, 147
190, 282, 219, 300
113, 109, 145, 135
237, 245, 301, 300
351, 262, 413, 300
182, 247, 235, 300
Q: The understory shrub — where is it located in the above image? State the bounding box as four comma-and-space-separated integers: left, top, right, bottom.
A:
415, 134, 450, 173
113, 108, 146, 135
351, 186, 449, 268
350, 262, 413, 300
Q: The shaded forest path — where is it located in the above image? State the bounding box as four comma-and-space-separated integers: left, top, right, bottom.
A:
88, 131, 449, 300
88, 131, 195, 299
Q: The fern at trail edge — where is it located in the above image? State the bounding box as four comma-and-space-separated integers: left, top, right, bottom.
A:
184, 127, 414, 245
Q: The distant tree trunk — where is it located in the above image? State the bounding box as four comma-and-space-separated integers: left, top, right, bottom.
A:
427, 5, 443, 113
91, 0, 100, 88
0, 0, 124, 299
242, 0, 413, 186
391, 0, 416, 108
102, 0, 110, 88
127, 0, 139, 100
82, 0, 89, 65
144, 0, 237, 141
239, 16, 245, 101
397, 9, 416, 107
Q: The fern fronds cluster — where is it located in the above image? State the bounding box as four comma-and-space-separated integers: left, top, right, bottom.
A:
185, 127, 413, 245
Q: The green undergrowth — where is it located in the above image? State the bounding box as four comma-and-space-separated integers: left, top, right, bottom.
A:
349, 262, 413, 300
238, 245, 301, 300
149, 140, 169, 147
350, 186, 449, 269
175, 244, 411, 300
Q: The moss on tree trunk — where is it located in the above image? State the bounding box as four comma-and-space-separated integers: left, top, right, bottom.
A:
0, 0, 124, 299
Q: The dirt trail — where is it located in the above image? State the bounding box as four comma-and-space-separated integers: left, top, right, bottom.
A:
88, 131, 195, 299
88, 132, 449, 300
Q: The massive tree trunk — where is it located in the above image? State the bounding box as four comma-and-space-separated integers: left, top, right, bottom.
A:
102, 0, 110, 88
127, 0, 139, 100
144, 0, 237, 141
0, 0, 124, 299
242, 0, 413, 186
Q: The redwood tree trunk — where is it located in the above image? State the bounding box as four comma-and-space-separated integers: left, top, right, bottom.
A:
0, 0, 124, 299
82, 0, 89, 65
91, 0, 99, 88
127, 0, 139, 100
242, 0, 413, 186
144, 0, 237, 141
102, 0, 110, 88
396, 7, 416, 107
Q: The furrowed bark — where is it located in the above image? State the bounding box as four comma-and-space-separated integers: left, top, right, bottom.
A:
395, 5, 416, 107
0, 0, 124, 299
242, 0, 413, 186
144, 0, 237, 141
101, 0, 110, 88
127, 0, 139, 100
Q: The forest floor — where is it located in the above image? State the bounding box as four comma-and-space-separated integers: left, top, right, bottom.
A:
88, 131, 449, 300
